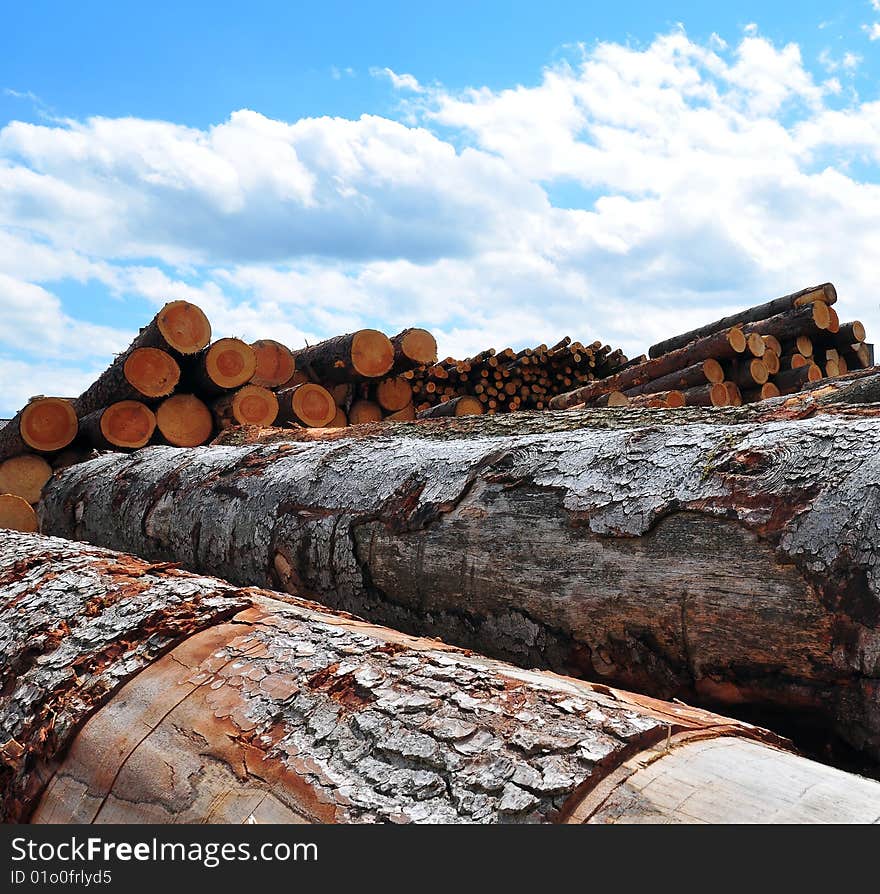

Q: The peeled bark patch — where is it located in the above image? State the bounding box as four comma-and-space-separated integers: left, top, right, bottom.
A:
38, 406, 880, 758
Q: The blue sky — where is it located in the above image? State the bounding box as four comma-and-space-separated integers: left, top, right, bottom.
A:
2, 1, 880, 413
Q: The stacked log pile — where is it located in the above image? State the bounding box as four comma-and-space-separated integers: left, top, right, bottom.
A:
550, 284, 875, 411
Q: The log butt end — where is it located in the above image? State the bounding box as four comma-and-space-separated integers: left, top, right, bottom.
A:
231, 385, 279, 427
292, 384, 337, 428
205, 338, 257, 390
157, 300, 212, 354
20, 398, 78, 454
397, 328, 438, 365
349, 399, 384, 425
250, 340, 295, 388
0, 454, 53, 504
351, 330, 395, 378
156, 394, 214, 447
0, 493, 39, 532
124, 347, 180, 398
101, 401, 157, 449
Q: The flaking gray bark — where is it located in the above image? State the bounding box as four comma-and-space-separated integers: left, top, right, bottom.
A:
38, 401, 880, 759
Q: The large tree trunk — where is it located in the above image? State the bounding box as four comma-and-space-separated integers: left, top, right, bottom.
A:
38, 402, 880, 760
4, 531, 878, 825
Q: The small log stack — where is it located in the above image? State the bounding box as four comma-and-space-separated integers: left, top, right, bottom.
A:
551, 283, 875, 411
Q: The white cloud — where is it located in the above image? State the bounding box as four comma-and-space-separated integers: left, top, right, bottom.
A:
371, 67, 425, 93
2, 27, 880, 416
864, 22, 880, 39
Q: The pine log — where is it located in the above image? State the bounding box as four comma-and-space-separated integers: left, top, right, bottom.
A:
742, 382, 780, 403
796, 335, 814, 357
780, 351, 809, 370
623, 359, 724, 398
328, 407, 348, 427
742, 304, 831, 346
293, 330, 395, 384
762, 335, 783, 356
826, 306, 840, 334
0, 398, 78, 463
729, 358, 769, 389
185, 338, 257, 396
5, 531, 880, 825
0, 493, 38, 531
591, 392, 630, 408
418, 396, 484, 418
375, 376, 413, 412
249, 339, 295, 388
391, 328, 438, 369
155, 394, 214, 447
78, 401, 156, 451
212, 385, 279, 430
0, 454, 52, 504
763, 350, 780, 375
277, 383, 336, 428
349, 400, 385, 424
648, 284, 837, 358
551, 328, 751, 410
386, 403, 416, 421
132, 300, 212, 356
724, 382, 742, 405
331, 383, 353, 407
73, 347, 180, 419
774, 364, 823, 394
627, 391, 685, 408
682, 383, 729, 407
39, 406, 880, 759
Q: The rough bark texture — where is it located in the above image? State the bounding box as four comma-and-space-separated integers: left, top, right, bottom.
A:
623, 360, 723, 397
0, 532, 248, 822
10, 532, 880, 826
292, 331, 395, 385
648, 284, 836, 358
742, 304, 831, 344
38, 403, 880, 759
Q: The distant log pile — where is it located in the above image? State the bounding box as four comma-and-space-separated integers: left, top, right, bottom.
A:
550, 284, 875, 411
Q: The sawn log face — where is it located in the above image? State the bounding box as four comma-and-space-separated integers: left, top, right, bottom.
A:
37, 407, 880, 758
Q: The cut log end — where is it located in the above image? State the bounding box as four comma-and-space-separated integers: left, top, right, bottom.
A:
123, 347, 180, 398
703, 358, 725, 384
280, 383, 337, 428
826, 306, 840, 334
349, 399, 385, 425
724, 382, 742, 406
227, 385, 279, 427
20, 398, 78, 454
745, 332, 766, 357
454, 396, 485, 416
99, 401, 157, 449
762, 335, 782, 356
849, 321, 866, 344
327, 407, 348, 428
728, 327, 748, 353
812, 301, 831, 330
156, 300, 212, 354
156, 395, 214, 447
351, 330, 395, 378
385, 404, 415, 421
0, 493, 38, 532
204, 338, 257, 390
796, 336, 814, 357
249, 340, 295, 388
396, 328, 438, 364
0, 454, 53, 504
376, 376, 413, 411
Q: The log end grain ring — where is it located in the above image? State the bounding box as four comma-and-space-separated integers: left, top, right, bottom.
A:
100, 401, 157, 449
123, 347, 180, 398
156, 300, 212, 354
20, 398, 78, 453
156, 394, 214, 447
0, 454, 53, 504
0, 493, 38, 532
204, 338, 257, 390
351, 329, 395, 378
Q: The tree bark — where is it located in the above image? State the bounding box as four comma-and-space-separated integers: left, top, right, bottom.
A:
550, 328, 753, 409
38, 405, 880, 760
742, 303, 832, 343
4, 530, 879, 825
390, 328, 438, 369
648, 284, 836, 358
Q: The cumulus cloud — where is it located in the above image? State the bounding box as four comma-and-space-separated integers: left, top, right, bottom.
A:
2, 27, 880, 415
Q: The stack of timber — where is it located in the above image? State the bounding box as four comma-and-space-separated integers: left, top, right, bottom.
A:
4, 530, 880, 824
550, 283, 875, 411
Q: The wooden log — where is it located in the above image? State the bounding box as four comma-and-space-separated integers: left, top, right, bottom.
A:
773, 364, 823, 394
331, 383, 353, 407
780, 351, 809, 370
762, 335, 783, 356
724, 382, 742, 406
292, 330, 395, 384
591, 392, 630, 408
826, 306, 840, 334
6, 530, 880, 825
211, 385, 279, 429
418, 396, 484, 418
349, 400, 384, 425
328, 407, 348, 427
0, 454, 53, 504
249, 339, 295, 388
391, 328, 438, 369
763, 350, 780, 375
386, 403, 416, 421
78, 401, 156, 451
0, 398, 78, 463
277, 383, 336, 428
742, 382, 781, 403
550, 328, 750, 410
155, 394, 214, 447
130, 299, 212, 356
826, 321, 866, 346
39, 406, 880, 759
622, 359, 724, 398
648, 284, 837, 358
73, 347, 180, 419
375, 376, 413, 412
186, 338, 257, 396
681, 383, 729, 407
279, 369, 312, 389
826, 360, 841, 379
796, 335, 814, 357
730, 358, 769, 389
0, 494, 38, 532
627, 391, 685, 408
742, 303, 831, 344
